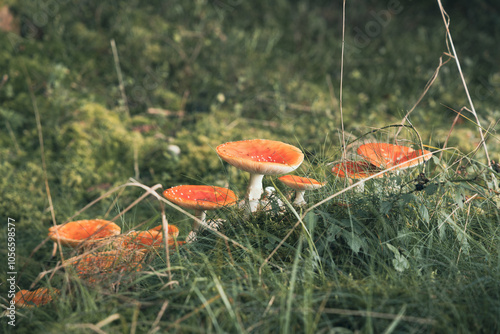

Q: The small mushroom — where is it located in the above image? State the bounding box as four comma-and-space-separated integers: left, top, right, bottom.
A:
331, 161, 382, 192
216, 139, 304, 212
278, 175, 326, 206
163, 185, 238, 233
357, 143, 432, 170
149, 224, 180, 237
48, 219, 121, 248
120, 224, 180, 252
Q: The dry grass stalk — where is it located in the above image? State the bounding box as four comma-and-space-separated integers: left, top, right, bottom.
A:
436, 0, 491, 168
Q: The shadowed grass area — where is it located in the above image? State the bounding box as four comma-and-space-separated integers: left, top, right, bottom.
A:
1, 0, 500, 333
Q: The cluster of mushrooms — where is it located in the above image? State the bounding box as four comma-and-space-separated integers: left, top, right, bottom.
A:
7, 139, 432, 309
6, 220, 182, 310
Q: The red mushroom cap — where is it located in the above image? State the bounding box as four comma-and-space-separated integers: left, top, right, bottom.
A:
48, 219, 121, 248
149, 224, 179, 238
278, 175, 326, 190
331, 161, 382, 179
163, 185, 238, 211
357, 143, 432, 170
216, 139, 304, 175
67, 250, 145, 284
118, 224, 180, 251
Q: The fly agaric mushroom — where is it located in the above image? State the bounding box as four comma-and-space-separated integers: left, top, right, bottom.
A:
331, 161, 381, 179
163, 185, 238, 233
13, 288, 59, 308
149, 224, 180, 237
331, 161, 382, 192
278, 175, 326, 205
357, 143, 432, 170
119, 224, 180, 251
216, 139, 304, 212
66, 249, 145, 284
48, 219, 121, 248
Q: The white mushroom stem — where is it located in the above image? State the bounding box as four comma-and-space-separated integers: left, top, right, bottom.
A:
246, 173, 265, 213
192, 210, 207, 232
293, 190, 307, 205
189, 214, 225, 243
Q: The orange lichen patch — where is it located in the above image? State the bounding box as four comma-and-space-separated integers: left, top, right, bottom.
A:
66, 250, 145, 284
357, 143, 432, 170
331, 161, 382, 179
216, 139, 304, 175
278, 175, 326, 190
48, 219, 121, 248
14, 288, 59, 308
163, 185, 238, 211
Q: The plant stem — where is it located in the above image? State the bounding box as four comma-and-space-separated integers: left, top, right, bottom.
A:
436, 0, 491, 168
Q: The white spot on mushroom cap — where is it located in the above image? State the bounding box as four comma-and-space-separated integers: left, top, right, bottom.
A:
216, 139, 304, 175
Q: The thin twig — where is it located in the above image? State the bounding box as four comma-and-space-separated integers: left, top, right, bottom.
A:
5, 120, 21, 153
111, 184, 163, 222
165, 295, 221, 331
148, 301, 169, 334
134, 143, 140, 179
95, 314, 121, 329
66, 324, 107, 334
104, 187, 126, 219
439, 106, 466, 161
110, 39, 130, 117
436, 0, 491, 167
339, 0, 347, 160
395, 53, 452, 140
23, 64, 64, 266
130, 302, 141, 334
160, 198, 173, 286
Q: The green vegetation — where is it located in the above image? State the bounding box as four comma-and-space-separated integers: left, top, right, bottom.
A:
1, 0, 499, 332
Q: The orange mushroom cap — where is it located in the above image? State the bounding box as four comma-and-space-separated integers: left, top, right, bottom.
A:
357, 143, 432, 170
122, 230, 163, 250
48, 219, 121, 248
331, 161, 382, 179
163, 185, 238, 211
278, 175, 326, 190
14, 288, 59, 308
120, 225, 180, 251
66, 250, 146, 284
149, 224, 179, 238
216, 139, 304, 175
